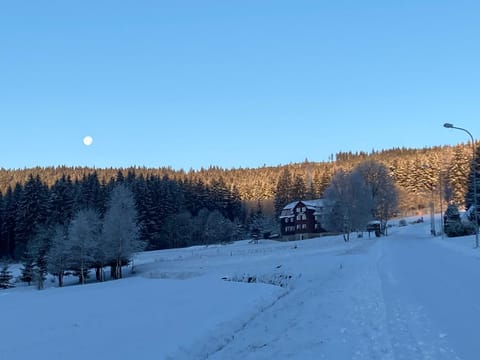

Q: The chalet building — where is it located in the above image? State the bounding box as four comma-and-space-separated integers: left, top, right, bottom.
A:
279, 199, 329, 237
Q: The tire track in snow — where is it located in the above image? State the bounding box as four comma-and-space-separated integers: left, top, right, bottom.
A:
205, 239, 396, 360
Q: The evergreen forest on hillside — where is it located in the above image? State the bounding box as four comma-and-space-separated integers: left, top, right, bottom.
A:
0, 143, 479, 265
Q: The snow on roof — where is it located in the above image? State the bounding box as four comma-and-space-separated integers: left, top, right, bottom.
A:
281, 199, 326, 213
302, 199, 326, 209
282, 201, 300, 210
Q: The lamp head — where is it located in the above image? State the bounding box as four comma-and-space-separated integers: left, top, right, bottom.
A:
444, 123, 454, 128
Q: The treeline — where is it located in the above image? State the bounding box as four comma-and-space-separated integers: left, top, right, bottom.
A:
0, 171, 245, 261
0, 143, 476, 211
0, 142, 478, 263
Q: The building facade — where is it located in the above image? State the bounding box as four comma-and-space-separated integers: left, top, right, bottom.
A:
279, 199, 329, 236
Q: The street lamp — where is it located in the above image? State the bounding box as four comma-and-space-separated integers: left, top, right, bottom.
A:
443, 122, 479, 247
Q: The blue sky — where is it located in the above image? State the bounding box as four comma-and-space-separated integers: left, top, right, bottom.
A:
1, 1, 480, 170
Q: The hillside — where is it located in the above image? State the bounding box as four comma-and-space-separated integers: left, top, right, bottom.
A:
0, 143, 476, 215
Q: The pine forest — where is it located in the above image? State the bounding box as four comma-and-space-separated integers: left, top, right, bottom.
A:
0, 142, 478, 263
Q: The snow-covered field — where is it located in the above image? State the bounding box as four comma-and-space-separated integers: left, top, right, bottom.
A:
2, 221, 480, 360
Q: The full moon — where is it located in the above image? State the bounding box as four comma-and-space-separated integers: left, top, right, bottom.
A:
83, 136, 93, 146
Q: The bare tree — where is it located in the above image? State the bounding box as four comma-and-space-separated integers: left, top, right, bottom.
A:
102, 184, 144, 279
355, 160, 399, 234
67, 208, 101, 284
324, 169, 373, 241
47, 225, 69, 287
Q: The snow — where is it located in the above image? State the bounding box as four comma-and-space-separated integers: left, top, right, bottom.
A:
2, 223, 480, 359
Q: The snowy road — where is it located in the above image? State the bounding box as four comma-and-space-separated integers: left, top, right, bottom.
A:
205, 226, 480, 360
206, 238, 391, 360
377, 230, 480, 360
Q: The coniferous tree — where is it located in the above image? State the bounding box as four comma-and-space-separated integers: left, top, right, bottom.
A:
317, 170, 332, 198
48, 175, 75, 227
20, 259, 34, 286
274, 169, 293, 217
232, 217, 246, 241
291, 174, 307, 201
448, 146, 471, 207
0, 194, 4, 258
465, 145, 480, 225
74, 172, 105, 215
225, 185, 244, 222
444, 203, 475, 237
0, 264, 14, 289
1, 184, 22, 259
30, 225, 52, 290
14, 175, 49, 258
210, 177, 230, 216
247, 201, 264, 240
162, 211, 194, 248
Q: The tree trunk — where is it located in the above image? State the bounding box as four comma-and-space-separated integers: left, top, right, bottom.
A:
95, 267, 104, 282
116, 258, 122, 279
110, 264, 117, 279
80, 264, 85, 285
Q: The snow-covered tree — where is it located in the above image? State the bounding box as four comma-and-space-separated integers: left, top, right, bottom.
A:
31, 225, 53, 290
204, 210, 234, 245
355, 160, 399, 234
274, 169, 293, 217
102, 184, 144, 279
465, 145, 480, 226
247, 202, 278, 240
47, 225, 70, 287
444, 204, 475, 237
0, 264, 14, 289
67, 208, 101, 284
291, 174, 307, 202
448, 146, 471, 207
324, 169, 373, 241
20, 260, 34, 286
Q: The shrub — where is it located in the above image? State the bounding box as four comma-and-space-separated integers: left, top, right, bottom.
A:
444, 204, 475, 237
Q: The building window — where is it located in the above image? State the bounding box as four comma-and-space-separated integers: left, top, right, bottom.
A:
302, 214, 307, 220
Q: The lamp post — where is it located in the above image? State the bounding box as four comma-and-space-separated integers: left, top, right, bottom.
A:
443, 122, 479, 247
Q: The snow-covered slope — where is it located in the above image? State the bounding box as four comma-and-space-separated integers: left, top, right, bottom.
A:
2, 222, 480, 359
